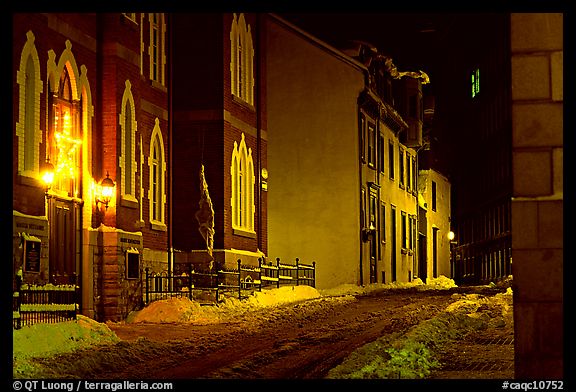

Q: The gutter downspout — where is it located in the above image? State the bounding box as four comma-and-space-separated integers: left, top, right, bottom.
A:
256, 14, 263, 254
167, 13, 174, 276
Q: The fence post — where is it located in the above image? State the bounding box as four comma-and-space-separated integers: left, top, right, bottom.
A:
295, 258, 300, 286
258, 258, 263, 292
276, 258, 281, 289
188, 264, 193, 300
145, 268, 149, 305
15, 273, 22, 329
237, 259, 242, 300
312, 261, 316, 288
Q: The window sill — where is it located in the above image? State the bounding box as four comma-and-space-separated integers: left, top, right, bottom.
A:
233, 228, 257, 239
231, 95, 255, 112
17, 173, 41, 188
150, 79, 167, 92
120, 195, 139, 209
150, 221, 167, 232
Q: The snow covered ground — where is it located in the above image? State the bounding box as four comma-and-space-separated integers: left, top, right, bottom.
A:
13, 276, 512, 379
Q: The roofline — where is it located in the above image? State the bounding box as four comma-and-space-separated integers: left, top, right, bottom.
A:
267, 13, 367, 73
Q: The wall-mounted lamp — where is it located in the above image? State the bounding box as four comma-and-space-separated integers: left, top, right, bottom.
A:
448, 230, 457, 245
96, 171, 115, 210
40, 159, 55, 193
362, 223, 377, 242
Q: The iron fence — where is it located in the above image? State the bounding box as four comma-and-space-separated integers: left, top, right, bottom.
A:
145, 257, 316, 305
13, 275, 79, 329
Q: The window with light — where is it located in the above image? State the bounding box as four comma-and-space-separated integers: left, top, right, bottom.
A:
231, 133, 255, 232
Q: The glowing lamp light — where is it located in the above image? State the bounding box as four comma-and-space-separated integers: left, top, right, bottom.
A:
40, 160, 55, 191
96, 172, 115, 210
447, 231, 455, 241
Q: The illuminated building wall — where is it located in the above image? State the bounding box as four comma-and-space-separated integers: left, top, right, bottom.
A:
12, 13, 170, 321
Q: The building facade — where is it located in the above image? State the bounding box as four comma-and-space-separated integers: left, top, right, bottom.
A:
266, 15, 451, 289
13, 13, 170, 321
171, 13, 268, 271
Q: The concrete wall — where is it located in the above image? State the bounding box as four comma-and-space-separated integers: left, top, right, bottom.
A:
510, 13, 563, 379
266, 16, 365, 289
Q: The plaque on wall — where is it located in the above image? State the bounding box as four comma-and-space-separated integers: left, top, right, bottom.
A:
22, 233, 41, 273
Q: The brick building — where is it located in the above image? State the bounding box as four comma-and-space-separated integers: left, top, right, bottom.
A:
171, 13, 268, 271
12, 13, 170, 321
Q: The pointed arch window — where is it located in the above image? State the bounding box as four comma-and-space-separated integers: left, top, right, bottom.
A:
231, 133, 255, 232
230, 13, 254, 105
49, 65, 82, 197
16, 31, 43, 178
119, 80, 138, 203
148, 119, 166, 230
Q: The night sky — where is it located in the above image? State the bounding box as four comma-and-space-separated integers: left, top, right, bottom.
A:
277, 13, 478, 178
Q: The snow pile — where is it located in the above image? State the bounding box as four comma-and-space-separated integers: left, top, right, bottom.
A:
129, 285, 323, 324
319, 275, 455, 297
328, 287, 513, 379
425, 275, 457, 289
13, 315, 120, 378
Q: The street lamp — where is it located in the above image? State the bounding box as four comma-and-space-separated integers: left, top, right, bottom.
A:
96, 171, 115, 211
40, 159, 55, 193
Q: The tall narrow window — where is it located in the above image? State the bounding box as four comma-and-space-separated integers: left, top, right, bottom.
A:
360, 115, 366, 163
399, 148, 404, 188
149, 13, 166, 85
431, 180, 437, 212
381, 203, 386, 243
230, 13, 254, 105
389, 141, 394, 180
231, 133, 255, 232
406, 152, 411, 192
401, 211, 407, 249
119, 80, 137, 202
472, 68, 480, 98
16, 31, 43, 177
378, 134, 385, 174
368, 123, 376, 168
148, 119, 166, 229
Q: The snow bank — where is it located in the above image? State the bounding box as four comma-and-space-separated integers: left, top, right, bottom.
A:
129, 285, 322, 324
319, 275, 456, 297
13, 315, 120, 359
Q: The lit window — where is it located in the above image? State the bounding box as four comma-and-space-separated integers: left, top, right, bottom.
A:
119, 80, 138, 202
16, 31, 43, 177
230, 13, 254, 105
471, 68, 480, 98
148, 119, 166, 227
231, 133, 255, 232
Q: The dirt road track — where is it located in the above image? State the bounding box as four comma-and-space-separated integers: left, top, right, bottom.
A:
107, 290, 461, 379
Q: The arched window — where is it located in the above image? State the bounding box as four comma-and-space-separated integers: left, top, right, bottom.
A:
230, 13, 254, 105
16, 31, 43, 177
119, 80, 138, 202
231, 133, 255, 232
148, 119, 166, 229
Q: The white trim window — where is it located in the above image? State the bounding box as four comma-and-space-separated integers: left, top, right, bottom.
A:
147, 119, 166, 229
16, 31, 43, 178
119, 80, 138, 203
148, 13, 166, 85
230, 13, 254, 105
231, 133, 255, 232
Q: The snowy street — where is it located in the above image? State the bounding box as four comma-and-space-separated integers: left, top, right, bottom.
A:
13, 278, 514, 379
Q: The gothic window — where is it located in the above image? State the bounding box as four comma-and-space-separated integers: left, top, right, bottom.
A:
231, 133, 255, 232
119, 80, 137, 202
148, 119, 166, 228
16, 31, 43, 178
230, 13, 254, 105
